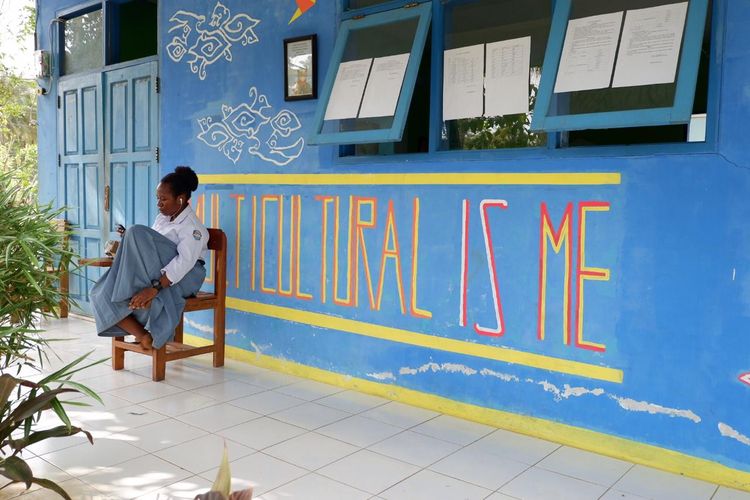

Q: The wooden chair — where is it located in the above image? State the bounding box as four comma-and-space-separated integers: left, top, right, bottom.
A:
47, 219, 69, 318
84, 228, 227, 381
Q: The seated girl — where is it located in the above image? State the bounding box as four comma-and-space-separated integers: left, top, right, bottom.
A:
91, 166, 208, 350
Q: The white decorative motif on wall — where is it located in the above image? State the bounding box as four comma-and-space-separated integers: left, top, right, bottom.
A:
197, 87, 305, 166
167, 1, 260, 80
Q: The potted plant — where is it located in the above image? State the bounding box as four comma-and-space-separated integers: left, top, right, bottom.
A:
0, 170, 103, 498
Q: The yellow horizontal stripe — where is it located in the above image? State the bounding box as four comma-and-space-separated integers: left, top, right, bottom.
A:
226, 297, 623, 383
183, 333, 750, 493
199, 172, 621, 186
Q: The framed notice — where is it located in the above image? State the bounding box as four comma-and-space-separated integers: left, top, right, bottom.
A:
284, 34, 317, 101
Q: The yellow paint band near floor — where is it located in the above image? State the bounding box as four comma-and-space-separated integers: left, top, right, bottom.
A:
225, 297, 623, 383
183, 333, 750, 492
199, 172, 621, 186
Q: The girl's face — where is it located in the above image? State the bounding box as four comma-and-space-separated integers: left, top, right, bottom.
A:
156, 183, 184, 217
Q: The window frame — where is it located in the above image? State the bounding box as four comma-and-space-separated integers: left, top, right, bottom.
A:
57, 1, 105, 77
308, 2, 432, 146
326, 0, 721, 164
530, 0, 711, 133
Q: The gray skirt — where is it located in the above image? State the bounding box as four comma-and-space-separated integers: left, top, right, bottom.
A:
90, 224, 206, 349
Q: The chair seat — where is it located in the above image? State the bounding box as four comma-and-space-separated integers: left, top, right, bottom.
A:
184, 291, 218, 312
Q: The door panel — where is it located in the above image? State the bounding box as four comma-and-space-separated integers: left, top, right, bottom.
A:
57, 73, 103, 311
57, 61, 158, 315
105, 62, 159, 237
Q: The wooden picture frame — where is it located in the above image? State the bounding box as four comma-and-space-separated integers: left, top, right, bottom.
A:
284, 34, 317, 101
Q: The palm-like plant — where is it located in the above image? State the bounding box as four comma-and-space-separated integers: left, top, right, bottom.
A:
0, 170, 103, 498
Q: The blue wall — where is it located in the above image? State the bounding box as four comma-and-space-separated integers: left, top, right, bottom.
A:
37, 0, 750, 479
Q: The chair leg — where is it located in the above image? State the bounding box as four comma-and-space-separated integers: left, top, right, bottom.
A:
112, 337, 125, 371
152, 346, 166, 382
174, 316, 184, 344
213, 308, 225, 368
59, 268, 69, 319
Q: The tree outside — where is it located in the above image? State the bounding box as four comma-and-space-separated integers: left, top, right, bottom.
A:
0, 0, 38, 202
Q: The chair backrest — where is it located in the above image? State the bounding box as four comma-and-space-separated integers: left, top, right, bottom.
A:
206, 228, 227, 300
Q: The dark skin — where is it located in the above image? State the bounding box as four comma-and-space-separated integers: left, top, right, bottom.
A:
114, 182, 188, 349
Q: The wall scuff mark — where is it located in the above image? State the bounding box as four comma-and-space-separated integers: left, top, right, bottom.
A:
611, 396, 701, 423
399, 362, 478, 376
538, 381, 605, 402
718, 423, 750, 446
185, 318, 238, 335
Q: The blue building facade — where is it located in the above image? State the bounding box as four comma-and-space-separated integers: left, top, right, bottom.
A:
36, 0, 750, 490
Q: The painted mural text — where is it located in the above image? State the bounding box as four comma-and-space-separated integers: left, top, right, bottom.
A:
196, 192, 611, 352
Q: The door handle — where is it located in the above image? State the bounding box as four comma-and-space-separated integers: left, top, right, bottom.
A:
104, 185, 110, 212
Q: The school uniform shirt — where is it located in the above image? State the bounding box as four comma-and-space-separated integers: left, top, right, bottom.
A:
151, 204, 209, 284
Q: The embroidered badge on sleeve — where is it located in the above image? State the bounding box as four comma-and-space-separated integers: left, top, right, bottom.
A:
193, 230, 202, 240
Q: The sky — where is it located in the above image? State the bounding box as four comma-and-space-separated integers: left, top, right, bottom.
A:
0, 0, 36, 78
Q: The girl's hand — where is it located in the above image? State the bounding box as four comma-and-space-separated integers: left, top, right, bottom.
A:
129, 287, 158, 309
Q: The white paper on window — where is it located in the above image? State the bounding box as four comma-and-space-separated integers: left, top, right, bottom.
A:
485, 36, 531, 117
359, 53, 410, 118
554, 11, 624, 93
443, 44, 484, 121
612, 2, 689, 88
324, 58, 373, 121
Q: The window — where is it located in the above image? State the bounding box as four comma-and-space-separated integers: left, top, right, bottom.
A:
441, 0, 551, 150
62, 8, 103, 75
531, 0, 710, 135
59, 0, 158, 76
308, 3, 432, 148
318, 0, 714, 156
109, 0, 158, 64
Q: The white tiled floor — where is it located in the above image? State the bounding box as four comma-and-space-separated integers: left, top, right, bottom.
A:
5, 317, 750, 500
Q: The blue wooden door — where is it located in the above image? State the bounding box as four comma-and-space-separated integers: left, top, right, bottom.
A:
57, 73, 105, 312
104, 61, 160, 242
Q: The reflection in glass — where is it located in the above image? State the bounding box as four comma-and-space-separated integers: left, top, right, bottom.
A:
63, 10, 103, 75
442, 0, 550, 150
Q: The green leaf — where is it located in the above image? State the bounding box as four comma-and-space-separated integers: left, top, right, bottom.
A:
0, 373, 19, 408
0, 455, 33, 488
31, 477, 72, 500
211, 443, 232, 497
9, 425, 93, 452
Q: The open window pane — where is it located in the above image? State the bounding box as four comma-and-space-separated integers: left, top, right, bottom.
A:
308, 3, 432, 146
531, 0, 709, 133
63, 9, 103, 75
441, 0, 551, 150
111, 0, 158, 64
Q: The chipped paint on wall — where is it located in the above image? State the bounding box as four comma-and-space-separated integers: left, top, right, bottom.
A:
399, 362, 478, 376
718, 423, 750, 447
611, 397, 701, 423
479, 368, 520, 382
538, 380, 605, 402
367, 371, 397, 381
184, 317, 238, 335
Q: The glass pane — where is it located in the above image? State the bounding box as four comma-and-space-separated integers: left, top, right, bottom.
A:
442, 0, 551, 151
551, 0, 690, 117
322, 18, 419, 135
347, 0, 397, 10
566, 0, 711, 146
113, 0, 158, 64
63, 9, 103, 75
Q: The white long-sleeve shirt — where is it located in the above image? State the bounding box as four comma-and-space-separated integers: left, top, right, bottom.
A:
151, 205, 209, 284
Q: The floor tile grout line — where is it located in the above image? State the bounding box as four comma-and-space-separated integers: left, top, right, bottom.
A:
597, 462, 636, 499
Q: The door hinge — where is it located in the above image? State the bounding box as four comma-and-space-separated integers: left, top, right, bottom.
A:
155, 147, 160, 163
57, 154, 61, 167
155, 77, 160, 94
57, 95, 61, 109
